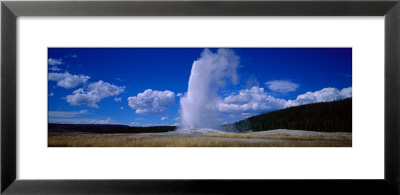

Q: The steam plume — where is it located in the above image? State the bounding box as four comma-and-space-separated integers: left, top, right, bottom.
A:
180, 49, 239, 129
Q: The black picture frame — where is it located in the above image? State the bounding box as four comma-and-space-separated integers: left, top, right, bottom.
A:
1, 0, 399, 194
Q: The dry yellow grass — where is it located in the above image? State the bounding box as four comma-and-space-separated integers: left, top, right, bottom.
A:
202, 132, 351, 142
48, 132, 351, 147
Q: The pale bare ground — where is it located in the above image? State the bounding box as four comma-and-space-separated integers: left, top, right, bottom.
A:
48, 129, 352, 147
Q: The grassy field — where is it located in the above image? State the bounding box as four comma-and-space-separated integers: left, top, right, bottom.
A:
48, 130, 352, 147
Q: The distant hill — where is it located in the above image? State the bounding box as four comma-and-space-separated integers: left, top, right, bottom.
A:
232, 98, 352, 132
48, 123, 177, 134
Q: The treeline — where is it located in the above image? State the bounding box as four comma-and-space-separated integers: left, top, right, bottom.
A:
233, 98, 352, 132
102, 126, 176, 134
48, 123, 176, 134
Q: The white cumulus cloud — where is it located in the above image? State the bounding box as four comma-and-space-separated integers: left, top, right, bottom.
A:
265, 80, 299, 92
79, 109, 89, 114
114, 97, 122, 102
287, 87, 352, 107
339, 87, 352, 98
128, 89, 175, 114
218, 86, 287, 114
161, 116, 168, 121
48, 58, 63, 66
49, 72, 90, 89
218, 86, 352, 117
48, 58, 64, 72
49, 66, 62, 72
66, 80, 125, 108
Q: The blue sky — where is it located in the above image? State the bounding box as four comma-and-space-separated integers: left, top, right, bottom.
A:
48, 48, 352, 126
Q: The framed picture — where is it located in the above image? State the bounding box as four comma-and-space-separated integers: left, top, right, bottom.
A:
2, 0, 399, 194
46, 47, 352, 147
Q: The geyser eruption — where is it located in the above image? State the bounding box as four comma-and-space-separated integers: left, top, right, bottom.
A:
180, 49, 240, 129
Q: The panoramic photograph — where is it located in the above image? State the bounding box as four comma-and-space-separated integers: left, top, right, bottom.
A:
48, 48, 352, 147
